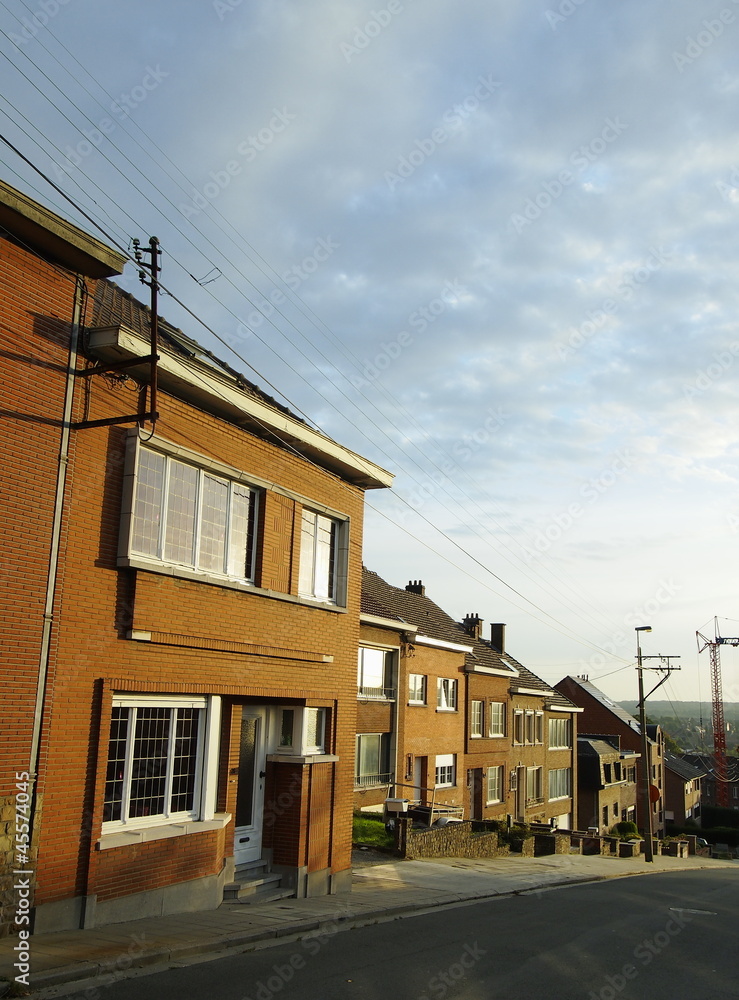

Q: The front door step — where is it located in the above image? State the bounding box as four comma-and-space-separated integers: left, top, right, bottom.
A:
223, 862, 294, 904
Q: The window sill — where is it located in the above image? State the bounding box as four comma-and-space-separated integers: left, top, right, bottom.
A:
120, 556, 348, 611
408, 701, 427, 707
267, 753, 339, 765
436, 708, 458, 713
98, 813, 231, 851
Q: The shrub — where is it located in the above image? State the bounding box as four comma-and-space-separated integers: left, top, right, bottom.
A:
610, 821, 641, 840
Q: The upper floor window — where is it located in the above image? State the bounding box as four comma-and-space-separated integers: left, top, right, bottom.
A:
130, 447, 258, 582
357, 647, 395, 700
409, 674, 427, 705
548, 717, 572, 749
488, 702, 506, 737
299, 509, 339, 602
513, 710, 524, 744
548, 767, 572, 801
471, 700, 483, 737
437, 678, 458, 712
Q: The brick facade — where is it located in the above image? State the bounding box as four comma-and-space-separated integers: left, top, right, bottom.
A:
0, 180, 391, 935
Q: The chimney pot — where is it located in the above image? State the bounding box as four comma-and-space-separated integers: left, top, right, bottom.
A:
406, 580, 426, 596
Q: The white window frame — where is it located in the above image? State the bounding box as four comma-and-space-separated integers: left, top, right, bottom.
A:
435, 754, 456, 788
357, 646, 396, 700
122, 443, 259, 585
299, 508, 346, 604
548, 767, 572, 801
526, 766, 543, 805
102, 694, 221, 833
525, 711, 535, 744
355, 733, 391, 787
548, 717, 572, 749
408, 674, 427, 705
470, 700, 483, 737
535, 712, 544, 745
513, 710, 524, 745
275, 706, 327, 755
437, 678, 458, 712
488, 702, 506, 737
486, 765, 504, 805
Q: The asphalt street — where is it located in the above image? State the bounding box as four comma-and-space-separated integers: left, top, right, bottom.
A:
48, 869, 739, 1000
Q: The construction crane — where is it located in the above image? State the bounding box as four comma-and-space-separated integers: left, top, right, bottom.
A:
696, 618, 739, 808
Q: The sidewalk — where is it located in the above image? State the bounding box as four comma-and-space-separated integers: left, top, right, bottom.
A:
1, 852, 734, 996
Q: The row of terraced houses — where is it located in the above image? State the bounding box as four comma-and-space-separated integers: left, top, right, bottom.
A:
0, 179, 697, 937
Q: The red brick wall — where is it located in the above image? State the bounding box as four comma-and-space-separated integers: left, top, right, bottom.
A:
4, 231, 367, 914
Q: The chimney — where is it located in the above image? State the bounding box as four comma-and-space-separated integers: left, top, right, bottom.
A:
463, 614, 483, 639
406, 580, 425, 596
490, 623, 506, 653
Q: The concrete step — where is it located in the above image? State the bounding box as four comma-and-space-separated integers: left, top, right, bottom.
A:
223, 866, 295, 903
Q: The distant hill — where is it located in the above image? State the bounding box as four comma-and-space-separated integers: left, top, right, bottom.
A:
617, 701, 739, 753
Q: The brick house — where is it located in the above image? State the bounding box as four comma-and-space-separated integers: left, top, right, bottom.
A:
663, 752, 705, 827
681, 753, 739, 812
576, 736, 640, 833
555, 675, 666, 837
354, 573, 580, 828
0, 179, 392, 935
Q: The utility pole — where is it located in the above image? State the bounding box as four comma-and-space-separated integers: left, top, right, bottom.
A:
635, 627, 680, 862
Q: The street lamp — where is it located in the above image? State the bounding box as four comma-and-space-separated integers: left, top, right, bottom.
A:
635, 626, 654, 862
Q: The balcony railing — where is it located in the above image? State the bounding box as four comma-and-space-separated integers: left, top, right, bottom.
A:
357, 686, 396, 701
354, 772, 394, 789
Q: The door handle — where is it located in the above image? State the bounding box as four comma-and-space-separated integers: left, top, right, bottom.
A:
259, 771, 266, 778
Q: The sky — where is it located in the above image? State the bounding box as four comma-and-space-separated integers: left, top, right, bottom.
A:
2, 0, 739, 705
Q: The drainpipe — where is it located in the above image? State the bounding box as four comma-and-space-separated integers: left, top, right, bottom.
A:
27, 275, 86, 924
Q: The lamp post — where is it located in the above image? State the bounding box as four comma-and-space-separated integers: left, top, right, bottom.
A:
635, 626, 654, 862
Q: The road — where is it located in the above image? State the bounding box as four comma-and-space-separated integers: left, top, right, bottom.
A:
58, 870, 739, 1000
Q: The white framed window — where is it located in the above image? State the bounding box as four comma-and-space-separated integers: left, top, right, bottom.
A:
299, 509, 343, 603
548, 767, 572, 801
128, 446, 259, 582
486, 765, 504, 804
526, 766, 543, 805
535, 712, 544, 744
357, 647, 395, 700
513, 710, 524, 744
435, 754, 456, 788
470, 701, 483, 737
488, 702, 506, 737
276, 706, 326, 755
355, 733, 391, 787
437, 678, 458, 711
408, 674, 427, 705
102, 694, 220, 831
548, 717, 572, 749
525, 711, 535, 744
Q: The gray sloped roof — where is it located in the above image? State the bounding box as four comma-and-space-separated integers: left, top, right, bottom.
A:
578, 736, 621, 757
91, 279, 303, 422
361, 569, 578, 710
664, 751, 706, 781
559, 675, 644, 734
681, 753, 739, 781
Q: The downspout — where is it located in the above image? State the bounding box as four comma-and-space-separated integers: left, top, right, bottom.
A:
27, 275, 86, 926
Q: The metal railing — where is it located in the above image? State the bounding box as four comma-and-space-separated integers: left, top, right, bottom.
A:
356, 686, 396, 701
354, 772, 394, 789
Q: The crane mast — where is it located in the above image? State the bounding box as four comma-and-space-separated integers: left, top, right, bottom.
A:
696, 618, 738, 809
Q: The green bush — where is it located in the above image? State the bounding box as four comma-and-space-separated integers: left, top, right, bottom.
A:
702, 805, 739, 830
609, 821, 641, 840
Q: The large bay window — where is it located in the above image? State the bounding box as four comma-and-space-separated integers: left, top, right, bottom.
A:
126, 445, 258, 583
